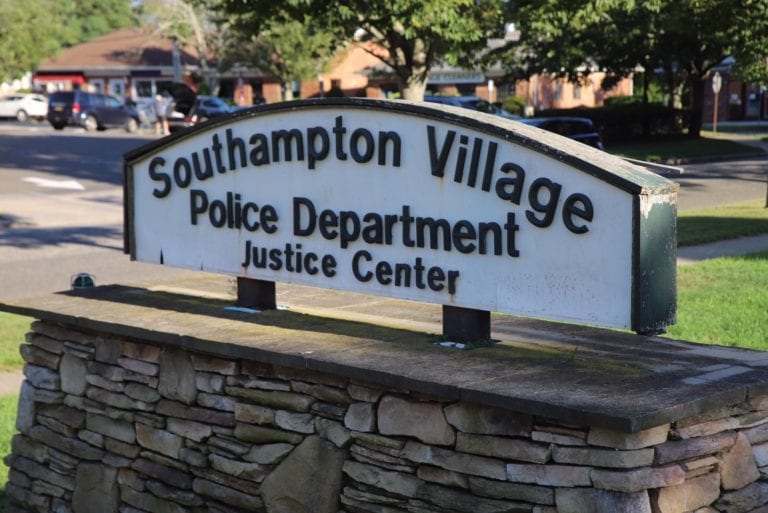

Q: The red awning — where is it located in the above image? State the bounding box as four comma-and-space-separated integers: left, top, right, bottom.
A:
33, 74, 86, 84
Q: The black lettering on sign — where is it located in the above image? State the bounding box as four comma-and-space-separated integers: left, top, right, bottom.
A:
351, 250, 460, 295
190, 190, 279, 232
149, 156, 170, 198
526, 178, 561, 228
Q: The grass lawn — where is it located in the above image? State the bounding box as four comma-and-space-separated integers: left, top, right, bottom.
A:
665, 251, 768, 348
0, 394, 18, 511
678, 200, 768, 246
0, 313, 28, 372
0, 312, 26, 507
609, 136, 759, 162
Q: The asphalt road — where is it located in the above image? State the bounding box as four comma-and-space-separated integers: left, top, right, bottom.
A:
0, 123, 202, 301
1, 121, 766, 302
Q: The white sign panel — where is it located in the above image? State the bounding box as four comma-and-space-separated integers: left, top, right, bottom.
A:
125, 99, 677, 333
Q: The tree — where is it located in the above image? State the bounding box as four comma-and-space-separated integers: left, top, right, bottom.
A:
503, 0, 768, 137
139, 0, 217, 90
0, 0, 62, 82
201, 0, 504, 100
57, 0, 136, 47
220, 19, 337, 101
731, 0, 768, 84
0, 0, 135, 83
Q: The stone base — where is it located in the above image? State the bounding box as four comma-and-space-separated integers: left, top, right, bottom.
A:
3, 284, 768, 512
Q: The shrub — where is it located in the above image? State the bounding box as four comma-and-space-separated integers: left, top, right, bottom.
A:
325, 86, 346, 98
501, 95, 527, 116
535, 102, 689, 143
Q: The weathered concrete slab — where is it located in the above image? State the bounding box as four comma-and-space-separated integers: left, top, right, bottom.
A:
3, 279, 768, 433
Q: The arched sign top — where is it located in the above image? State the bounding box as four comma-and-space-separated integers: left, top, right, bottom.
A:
124, 98, 677, 334
126, 98, 675, 196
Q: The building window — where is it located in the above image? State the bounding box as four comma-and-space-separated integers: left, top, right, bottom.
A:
135, 80, 153, 99
573, 83, 581, 100
554, 80, 563, 101
90, 79, 104, 94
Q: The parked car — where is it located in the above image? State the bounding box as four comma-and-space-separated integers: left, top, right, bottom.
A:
519, 116, 605, 150
424, 95, 519, 120
0, 93, 48, 122
47, 91, 140, 132
168, 95, 233, 132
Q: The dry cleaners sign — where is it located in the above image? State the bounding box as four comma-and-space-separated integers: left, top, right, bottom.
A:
124, 99, 678, 334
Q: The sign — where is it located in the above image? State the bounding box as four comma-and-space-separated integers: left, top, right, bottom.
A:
427, 71, 485, 85
712, 73, 722, 133
124, 99, 678, 334
712, 72, 722, 94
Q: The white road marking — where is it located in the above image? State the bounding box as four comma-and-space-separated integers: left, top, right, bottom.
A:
22, 177, 85, 190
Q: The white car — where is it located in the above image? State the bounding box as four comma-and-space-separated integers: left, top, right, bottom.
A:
0, 93, 48, 122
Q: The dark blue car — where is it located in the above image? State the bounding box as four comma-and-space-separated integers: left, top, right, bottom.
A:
47, 91, 140, 132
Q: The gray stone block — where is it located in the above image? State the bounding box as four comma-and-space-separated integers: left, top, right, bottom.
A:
378, 395, 455, 446
244, 442, 294, 464
587, 424, 669, 450
275, 410, 316, 433
25, 363, 60, 391
16, 381, 35, 434
158, 347, 196, 404
192, 478, 265, 511
555, 488, 651, 513
590, 465, 685, 493
262, 435, 346, 513
721, 432, 760, 490
445, 402, 532, 437
226, 386, 315, 411
135, 423, 183, 459
60, 354, 87, 396
401, 441, 506, 480
345, 402, 377, 432
86, 414, 135, 444
343, 460, 423, 497
714, 481, 768, 513
507, 463, 592, 487
651, 471, 720, 513
72, 463, 120, 513
457, 433, 551, 464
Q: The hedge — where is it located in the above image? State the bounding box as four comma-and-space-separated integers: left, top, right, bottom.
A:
534, 103, 690, 143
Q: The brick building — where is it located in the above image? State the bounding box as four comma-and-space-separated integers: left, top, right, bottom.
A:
32, 28, 633, 112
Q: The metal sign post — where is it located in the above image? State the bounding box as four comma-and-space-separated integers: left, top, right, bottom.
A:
712, 72, 722, 134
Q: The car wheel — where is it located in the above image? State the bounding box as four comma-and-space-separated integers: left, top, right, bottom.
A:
51, 122, 65, 130
125, 117, 139, 133
16, 110, 28, 122
84, 115, 98, 132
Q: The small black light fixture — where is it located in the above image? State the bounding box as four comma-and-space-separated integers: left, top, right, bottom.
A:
71, 273, 95, 289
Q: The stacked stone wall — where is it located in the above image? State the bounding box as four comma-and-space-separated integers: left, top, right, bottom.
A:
6, 320, 768, 513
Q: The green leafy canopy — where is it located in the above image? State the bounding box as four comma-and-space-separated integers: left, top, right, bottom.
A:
201, 0, 505, 99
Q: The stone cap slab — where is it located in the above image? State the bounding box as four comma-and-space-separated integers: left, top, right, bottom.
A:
3, 279, 768, 433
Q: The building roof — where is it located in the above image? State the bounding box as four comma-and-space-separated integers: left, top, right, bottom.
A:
37, 28, 203, 72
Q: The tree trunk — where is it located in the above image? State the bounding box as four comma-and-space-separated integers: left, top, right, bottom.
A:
642, 66, 651, 136
688, 75, 706, 138
283, 83, 294, 102
400, 78, 428, 101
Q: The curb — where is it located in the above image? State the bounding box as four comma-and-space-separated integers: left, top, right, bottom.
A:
657, 151, 767, 166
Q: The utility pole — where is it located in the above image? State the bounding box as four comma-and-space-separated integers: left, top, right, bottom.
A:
172, 38, 182, 83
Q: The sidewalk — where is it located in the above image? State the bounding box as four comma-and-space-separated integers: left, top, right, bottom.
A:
678, 233, 768, 265
0, 371, 22, 397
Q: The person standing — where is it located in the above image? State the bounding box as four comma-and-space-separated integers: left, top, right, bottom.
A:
155, 93, 171, 136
